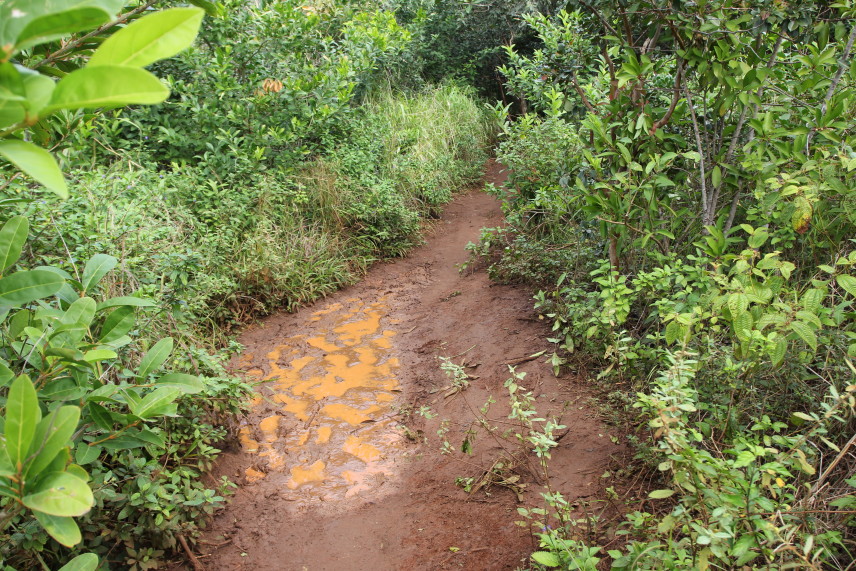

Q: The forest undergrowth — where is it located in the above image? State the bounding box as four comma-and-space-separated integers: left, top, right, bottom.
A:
471, 1, 856, 569
0, 1, 493, 569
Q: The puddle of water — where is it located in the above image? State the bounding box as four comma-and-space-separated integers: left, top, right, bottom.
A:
237, 299, 406, 502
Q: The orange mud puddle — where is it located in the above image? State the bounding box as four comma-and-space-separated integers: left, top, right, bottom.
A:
236, 299, 407, 502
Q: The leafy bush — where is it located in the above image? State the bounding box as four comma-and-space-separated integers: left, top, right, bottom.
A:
492, 1, 856, 568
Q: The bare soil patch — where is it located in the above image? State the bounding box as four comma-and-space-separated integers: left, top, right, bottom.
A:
195, 161, 624, 570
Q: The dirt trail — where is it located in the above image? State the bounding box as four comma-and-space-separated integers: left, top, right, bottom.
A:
198, 162, 623, 570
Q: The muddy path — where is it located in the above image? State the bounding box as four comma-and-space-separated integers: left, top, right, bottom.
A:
197, 161, 624, 570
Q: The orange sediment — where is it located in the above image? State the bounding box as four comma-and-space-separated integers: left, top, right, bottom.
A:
238, 299, 405, 500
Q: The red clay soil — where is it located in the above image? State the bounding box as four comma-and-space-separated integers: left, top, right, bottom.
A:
194, 161, 625, 571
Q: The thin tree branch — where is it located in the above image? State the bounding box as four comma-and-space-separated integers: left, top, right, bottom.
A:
572, 70, 597, 113
650, 58, 685, 135
577, 0, 621, 40
806, 23, 856, 149
682, 83, 709, 226
36, 1, 158, 69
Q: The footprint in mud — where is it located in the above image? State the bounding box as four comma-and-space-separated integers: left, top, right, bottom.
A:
237, 298, 407, 502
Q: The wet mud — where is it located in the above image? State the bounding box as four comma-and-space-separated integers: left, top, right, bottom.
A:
197, 161, 625, 570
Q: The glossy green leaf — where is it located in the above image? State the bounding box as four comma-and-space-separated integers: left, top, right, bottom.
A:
0, 446, 15, 478
43, 66, 169, 113
96, 296, 156, 311
0, 269, 65, 306
33, 511, 82, 547
98, 306, 134, 343
0, 139, 68, 197
155, 372, 203, 394
23, 471, 94, 516
81, 254, 117, 293
648, 489, 675, 499
57, 553, 99, 571
0, 1, 126, 48
131, 386, 181, 420
74, 444, 101, 465
0, 359, 14, 387
90, 8, 204, 68
138, 337, 173, 379
15, 8, 111, 51
62, 296, 96, 327
4, 375, 41, 468
83, 348, 117, 362
0, 65, 55, 127
86, 402, 114, 431
0, 215, 28, 273
25, 406, 81, 478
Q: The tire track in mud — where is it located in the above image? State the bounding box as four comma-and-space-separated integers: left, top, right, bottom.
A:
198, 161, 624, 571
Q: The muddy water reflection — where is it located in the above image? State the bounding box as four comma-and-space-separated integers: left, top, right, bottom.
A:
237, 299, 406, 500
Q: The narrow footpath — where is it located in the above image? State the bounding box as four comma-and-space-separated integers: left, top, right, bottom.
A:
198, 161, 624, 570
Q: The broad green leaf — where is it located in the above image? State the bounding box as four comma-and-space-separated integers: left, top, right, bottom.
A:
0, 359, 14, 387
83, 348, 117, 362
62, 297, 96, 327
733, 311, 753, 341
0, 1, 126, 48
74, 444, 101, 465
838, 275, 856, 298
90, 8, 204, 68
748, 228, 769, 249
15, 8, 111, 52
711, 165, 722, 188
135, 428, 165, 448
25, 406, 81, 478
81, 254, 117, 293
98, 306, 134, 343
801, 288, 825, 314
0, 447, 15, 478
154, 372, 203, 394
86, 402, 114, 431
42, 66, 169, 113
0, 215, 28, 273
0, 65, 55, 128
0, 269, 65, 306
138, 337, 173, 379
648, 489, 675, 499
733, 450, 756, 468
531, 551, 560, 567
4, 374, 41, 468
96, 296, 156, 311
131, 386, 181, 420
0, 140, 67, 197
790, 321, 818, 351
22, 471, 94, 516
33, 511, 82, 547
770, 338, 787, 366
57, 553, 99, 571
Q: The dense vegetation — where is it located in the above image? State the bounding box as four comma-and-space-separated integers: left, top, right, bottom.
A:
484, 0, 856, 568
0, 1, 492, 569
2, 0, 855, 569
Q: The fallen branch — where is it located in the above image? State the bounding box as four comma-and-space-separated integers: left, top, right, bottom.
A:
178, 533, 205, 571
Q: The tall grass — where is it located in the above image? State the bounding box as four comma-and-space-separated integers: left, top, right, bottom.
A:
23, 84, 494, 346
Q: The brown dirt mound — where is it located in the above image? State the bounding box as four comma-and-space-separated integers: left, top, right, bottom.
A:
194, 161, 624, 570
